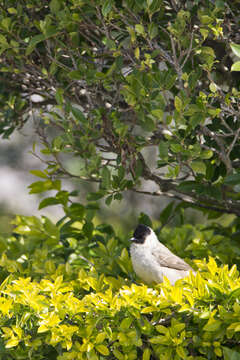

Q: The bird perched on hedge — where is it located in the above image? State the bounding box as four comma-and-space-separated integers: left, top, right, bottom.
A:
130, 224, 194, 285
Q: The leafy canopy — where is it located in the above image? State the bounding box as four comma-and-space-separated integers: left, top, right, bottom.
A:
0, 0, 240, 216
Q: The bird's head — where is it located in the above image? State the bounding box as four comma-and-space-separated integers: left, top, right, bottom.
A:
130, 224, 159, 246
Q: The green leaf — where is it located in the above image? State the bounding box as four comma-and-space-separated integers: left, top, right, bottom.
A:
113, 349, 124, 360
138, 212, 152, 227
1, 17, 11, 31
87, 191, 106, 201
68, 71, 82, 80
43, 216, 59, 242
50, 0, 61, 13
206, 186, 222, 200
174, 96, 183, 112
199, 15, 213, 25
176, 346, 187, 359
229, 287, 240, 301
0, 34, 8, 46
120, 318, 132, 330
38, 197, 60, 210
55, 88, 64, 105
7, 8, 17, 14
209, 82, 218, 93
156, 325, 169, 334
95, 332, 106, 344
102, 0, 113, 17
105, 195, 113, 206
26, 28, 59, 55
159, 202, 175, 225
231, 61, 240, 72
148, 0, 163, 15
230, 43, 240, 58
68, 203, 85, 218
203, 319, 221, 332
142, 116, 155, 131
118, 166, 125, 182
28, 180, 61, 194
200, 28, 209, 40
224, 173, 240, 186
101, 166, 111, 189
29, 170, 48, 179
143, 348, 151, 360
170, 143, 183, 153
135, 24, 145, 35
223, 347, 240, 360
83, 221, 94, 238
159, 142, 168, 160
26, 34, 45, 55
190, 112, 205, 128
71, 106, 87, 123
148, 23, 158, 39
201, 150, 213, 159
151, 109, 163, 119
114, 193, 122, 201
134, 159, 143, 178
150, 336, 170, 345
178, 181, 204, 193
191, 160, 206, 175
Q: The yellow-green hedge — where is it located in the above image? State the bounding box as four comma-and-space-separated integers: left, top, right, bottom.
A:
0, 254, 240, 360
0, 214, 239, 359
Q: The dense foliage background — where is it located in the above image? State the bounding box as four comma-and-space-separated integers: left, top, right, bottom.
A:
1, 0, 240, 358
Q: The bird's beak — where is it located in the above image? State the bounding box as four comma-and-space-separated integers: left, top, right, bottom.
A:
130, 237, 136, 242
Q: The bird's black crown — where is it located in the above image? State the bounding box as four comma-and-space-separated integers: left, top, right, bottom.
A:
132, 224, 151, 244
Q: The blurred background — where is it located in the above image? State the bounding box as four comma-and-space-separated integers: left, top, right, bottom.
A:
0, 119, 206, 238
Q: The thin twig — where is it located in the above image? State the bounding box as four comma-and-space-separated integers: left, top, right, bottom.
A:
181, 31, 194, 68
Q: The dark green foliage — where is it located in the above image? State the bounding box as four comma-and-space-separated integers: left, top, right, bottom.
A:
0, 0, 240, 216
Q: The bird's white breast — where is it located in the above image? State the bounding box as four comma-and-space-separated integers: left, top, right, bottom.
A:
130, 243, 163, 284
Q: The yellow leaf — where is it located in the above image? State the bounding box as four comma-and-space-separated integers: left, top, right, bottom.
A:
207, 257, 218, 275
46, 313, 60, 327
156, 325, 169, 335
12, 326, 22, 338
66, 339, 73, 351
113, 349, 124, 360
96, 344, 109, 356
5, 338, 20, 348
0, 298, 13, 315
174, 96, 182, 112
170, 286, 183, 303
176, 346, 187, 359
143, 348, 151, 360
234, 324, 240, 332
117, 332, 127, 344
141, 306, 157, 314
135, 24, 145, 35
184, 291, 194, 307
95, 332, 106, 344
38, 325, 49, 333
1, 327, 13, 337
209, 82, 218, 93
54, 275, 63, 290
135, 47, 140, 59
203, 319, 221, 332
214, 347, 222, 357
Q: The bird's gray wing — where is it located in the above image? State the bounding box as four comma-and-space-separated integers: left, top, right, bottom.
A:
152, 244, 192, 271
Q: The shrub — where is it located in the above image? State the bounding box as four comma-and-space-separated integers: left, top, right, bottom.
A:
0, 213, 239, 359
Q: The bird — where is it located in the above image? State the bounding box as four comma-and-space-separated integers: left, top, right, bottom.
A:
129, 224, 194, 285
